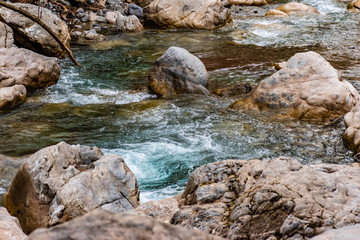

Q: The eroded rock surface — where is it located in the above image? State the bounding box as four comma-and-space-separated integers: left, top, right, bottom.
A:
0, 47, 60, 91
0, 207, 27, 240
29, 209, 225, 240
0, 85, 26, 110
149, 46, 209, 97
230, 51, 359, 122
145, 0, 231, 30
0, 22, 14, 48
3, 142, 139, 234
0, 3, 70, 58
171, 158, 360, 239
311, 224, 360, 240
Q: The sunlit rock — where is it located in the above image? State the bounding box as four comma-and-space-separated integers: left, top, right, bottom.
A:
28, 209, 225, 240
171, 158, 360, 239
230, 51, 359, 122
0, 3, 70, 58
0, 85, 26, 110
311, 224, 360, 240
266, 2, 320, 17
347, 0, 360, 12
145, 0, 231, 30
149, 46, 209, 97
0, 207, 27, 240
3, 142, 139, 234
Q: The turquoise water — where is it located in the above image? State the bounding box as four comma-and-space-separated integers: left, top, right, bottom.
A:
0, 0, 359, 202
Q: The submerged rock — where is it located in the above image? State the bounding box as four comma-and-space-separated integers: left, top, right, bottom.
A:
28, 209, 225, 240
0, 85, 26, 110
3, 142, 139, 234
0, 3, 70, 58
0, 48, 60, 91
145, 0, 231, 30
0, 207, 27, 240
0, 22, 14, 48
230, 51, 359, 122
149, 46, 209, 97
171, 158, 360, 239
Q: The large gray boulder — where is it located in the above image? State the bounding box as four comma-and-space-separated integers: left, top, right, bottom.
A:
0, 3, 70, 58
0, 47, 60, 91
3, 142, 140, 234
29, 209, 225, 240
145, 0, 231, 30
171, 158, 360, 239
149, 46, 209, 97
0, 84, 26, 110
0, 22, 14, 48
230, 51, 359, 122
0, 207, 27, 240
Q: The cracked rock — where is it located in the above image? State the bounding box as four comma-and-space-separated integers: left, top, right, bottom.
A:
230, 51, 359, 122
171, 158, 360, 239
3, 142, 139, 234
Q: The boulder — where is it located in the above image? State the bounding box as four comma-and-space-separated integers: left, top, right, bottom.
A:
0, 85, 26, 110
149, 46, 209, 97
0, 3, 70, 58
0, 22, 14, 48
344, 103, 360, 154
275, 2, 320, 16
0, 207, 27, 240
145, 0, 231, 30
29, 209, 225, 240
229, 51, 359, 122
171, 158, 360, 239
3, 142, 140, 234
229, 0, 267, 6
116, 13, 144, 32
0, 48, 60, 91
311, 224, 360, 240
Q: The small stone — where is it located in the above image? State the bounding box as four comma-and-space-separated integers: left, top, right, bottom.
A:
128, 3, 143, 18
96, 16, 107, 23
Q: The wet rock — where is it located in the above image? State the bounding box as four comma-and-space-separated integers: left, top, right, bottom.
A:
3, 142, 140, 234
229, 0, 267, 6
0, 48, 60, 91
275, 2, 320, 16
0, 207, 27, 240
29, 209, 225, 240
171, 157, 360, 239
311, 224, 360, 240
149, 46, 209, 97
0, 3, 70, 58
125, 197, 180, 223
0, 85, 26, 111
128, 3, 143, 18
116, 13, 144, 32
230, 51, 359, 122
265, 9, 289, 17
145, 0, 231, 30
0, 22, 14, 48
213, 82, 253, 98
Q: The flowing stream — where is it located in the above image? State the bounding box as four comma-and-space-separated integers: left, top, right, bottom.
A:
1, 0, 360, 202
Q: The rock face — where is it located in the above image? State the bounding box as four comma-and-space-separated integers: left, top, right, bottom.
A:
0, 207, 27, 240
29, 209, 225, 240
3, 142, 140, 234
171, 158, 360, 239
0, 22, 14, 48
229, 51, 359, 122
149, 47, 209, 97
0, 85, 26, 110
145, 0, 231, 30
311, 224, 360, 240
274, 2, 320, 16
0, 3, 70, 58
0, 47, 60, 91
229, 0, 267, 6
